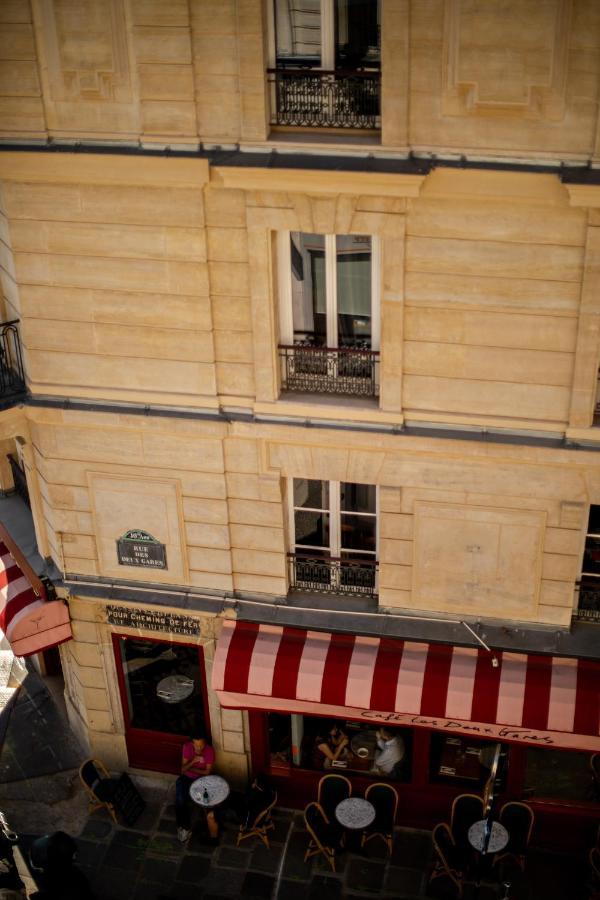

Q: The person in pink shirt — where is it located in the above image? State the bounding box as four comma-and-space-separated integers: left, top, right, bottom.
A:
176, 733, 216, 843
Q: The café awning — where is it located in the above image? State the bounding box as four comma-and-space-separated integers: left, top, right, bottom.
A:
213, 619, 600, 752
0, 526, 72, 657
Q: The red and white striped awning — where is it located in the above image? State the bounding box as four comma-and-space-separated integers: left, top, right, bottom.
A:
213, 620, 600, 752
0, 527, 72, 657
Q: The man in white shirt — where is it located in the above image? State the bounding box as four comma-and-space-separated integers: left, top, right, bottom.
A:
373, 727, 405, 776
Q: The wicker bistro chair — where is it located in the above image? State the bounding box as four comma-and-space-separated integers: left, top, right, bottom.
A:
494, 801, 534, 871
361, 782, 398, 855
237, 791, 278, 849
303, 801, 342, 874
429, 822, 465, 898
79, 758, 121, 825
317, 773, 352, 825
590, 846, 600, 899
591, 754, 600, 802
450, 793, 484, 855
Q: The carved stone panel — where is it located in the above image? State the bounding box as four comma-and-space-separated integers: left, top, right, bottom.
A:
442, 0, 572, 121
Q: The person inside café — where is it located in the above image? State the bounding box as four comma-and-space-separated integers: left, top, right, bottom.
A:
372, 726, 405, 776
176, 732, 218, 844
312, 722, 350, 769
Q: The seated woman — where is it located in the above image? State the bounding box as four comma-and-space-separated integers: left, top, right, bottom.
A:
312, 723, 350, 770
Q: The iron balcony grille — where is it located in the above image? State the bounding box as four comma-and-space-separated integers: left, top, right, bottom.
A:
267, 68, 380, 129
0, 321, 26, 407
279, 345, 379, 396
288, 553, 378, 598
574, 580, 600, 621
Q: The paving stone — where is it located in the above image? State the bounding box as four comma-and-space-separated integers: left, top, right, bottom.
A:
169, 885, 205, 900
241, 871, 275, 898
200, 867, 245, 896
177, 853, 212, 883
75, 837, 108, 868
79, 818, 114, 841
214, 846, 250, 869
94, 864, 138, 900
140, 855, 181, 884
134, 803, 162, 832
147, 834, 185, 857
102, 840, 145, 871
133, 880, 165, 900
384, 865, 424, 896
391, 830, 432, 869
187, 832, 219, 855
249, 841, 282, 873
346, 858, 385, 893
278, 880, 312, 900
110, 829, 150, 851
309, 874, 343, 899
157, 817, 180, 836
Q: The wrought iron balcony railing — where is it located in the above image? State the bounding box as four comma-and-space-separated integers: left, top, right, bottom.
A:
267, 68, 380, 129
279, 344, 379, 396
0, 321, 26, 408
574, 579, 600, 621
288, 553, 378, 598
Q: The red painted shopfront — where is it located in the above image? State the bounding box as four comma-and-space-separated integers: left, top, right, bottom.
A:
213, 619, 600, 852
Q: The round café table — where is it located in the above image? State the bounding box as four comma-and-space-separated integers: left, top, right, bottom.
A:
335, 797, 376, 853
190, 775, 230, 809
156, 675, 194, 704
468, 819, 509, 855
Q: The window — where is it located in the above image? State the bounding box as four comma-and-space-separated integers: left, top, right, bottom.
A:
273, 0, 380, 70
577, 505, 600, 620
288, 478, 377, 595
278, 232, 380, 395
429, 733, 507, 794
524, 747, 593, 803
267, 712, 411, 781
268, 1, 381, 129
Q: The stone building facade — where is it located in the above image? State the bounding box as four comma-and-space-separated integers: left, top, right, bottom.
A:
0, 0, 599, 838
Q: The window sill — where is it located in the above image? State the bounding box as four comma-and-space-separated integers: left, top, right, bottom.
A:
285, 589, 378, 614
254, 394, 402, 430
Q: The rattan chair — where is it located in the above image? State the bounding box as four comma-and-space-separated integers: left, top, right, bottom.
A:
450, 793, 484, 854
237, 791, 277, 849
303, 801, 341, 873
494, 801, 534, 871
361, 782, 398, 855
317, 772, 352, 824
79, 758, 120, 824
429, 822, 464, 898
591, 754, 600, 802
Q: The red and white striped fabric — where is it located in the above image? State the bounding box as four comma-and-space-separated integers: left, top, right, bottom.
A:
0, 540, 45, 642
213, 620, 600, 752
0, 539, 72, 657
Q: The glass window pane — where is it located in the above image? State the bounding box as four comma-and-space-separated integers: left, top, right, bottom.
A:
429, 734, 507, 790
295, 510, 330, 548
275, 0, 321, 65
294, 478, 329, 510
341, 482, 375, 513
119, 638, 207, 737
524, 747, 591, 802
340, 513, 376, 551
336, 235, 371, 348
291, 233, 326, 346
335, 0, 380, 68
583, 536, 600, 576
588, 505, 600, 535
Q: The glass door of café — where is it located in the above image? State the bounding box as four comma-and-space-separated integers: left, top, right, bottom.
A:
113, 634, 211, 774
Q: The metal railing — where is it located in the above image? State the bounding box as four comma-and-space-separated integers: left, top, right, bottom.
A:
574, 580, 600, 621
0, 321, 25, 406
279, 345, 379, 396
288, 553, 378, 597
267, 68, 380, 129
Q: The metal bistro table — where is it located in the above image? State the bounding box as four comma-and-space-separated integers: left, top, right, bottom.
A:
156, 675, 194, 704
190, 775, 230, 810
468, 819, 509, 855
335, 797, 375, 852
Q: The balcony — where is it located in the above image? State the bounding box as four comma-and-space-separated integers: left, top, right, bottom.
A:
0, 321, 26, 409
574, 580, 600, 621
267, 68, 380, 130
279, 344, 379, 397
288, 553, 378, 598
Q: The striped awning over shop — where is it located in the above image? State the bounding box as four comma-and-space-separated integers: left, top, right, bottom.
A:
213, 619, 600, 752
0, 528, 72, 657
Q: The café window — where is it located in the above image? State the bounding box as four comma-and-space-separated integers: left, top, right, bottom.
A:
429, 733, 507, 794
288, 478, 378, 596
577, 504, 600, 619
267, 712, 411, 781
524, 747, 594, 803
117, 637, 208, 738
277, 233, 380, 396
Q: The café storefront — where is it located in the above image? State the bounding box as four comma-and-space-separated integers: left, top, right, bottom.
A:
212, 619, 600, 851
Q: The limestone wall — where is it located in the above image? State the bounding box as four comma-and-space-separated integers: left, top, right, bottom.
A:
1, 1, 599, 160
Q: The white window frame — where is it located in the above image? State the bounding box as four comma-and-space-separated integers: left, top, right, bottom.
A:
277, 231, 381, 351
287, 477, 379, 562
268, 0, 336, 70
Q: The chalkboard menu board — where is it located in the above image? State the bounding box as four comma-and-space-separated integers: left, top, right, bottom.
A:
113, 772, 146, 826
117, 530, 167, 569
